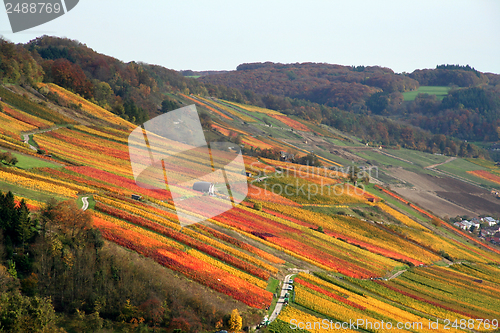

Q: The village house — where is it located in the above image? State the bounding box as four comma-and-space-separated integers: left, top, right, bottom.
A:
481, 225, 500, 237
470, 217, 481, 225
280, 151, 295, 162
482, 216, 498, 226
486, 232, 500, 244
454, 221, 468, 230
467, 219, 481, 229
454, 219, 479, 231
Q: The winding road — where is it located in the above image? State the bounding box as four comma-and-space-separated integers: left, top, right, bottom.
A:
21, 125, 66, 151
81, 196, 89, 211
269, 274, 295, 322
22, 134, 37, 151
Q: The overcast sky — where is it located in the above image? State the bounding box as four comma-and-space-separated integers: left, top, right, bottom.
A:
1, 0, 499, 74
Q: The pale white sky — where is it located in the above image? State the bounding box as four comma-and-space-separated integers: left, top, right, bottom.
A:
1, 0, 499, 74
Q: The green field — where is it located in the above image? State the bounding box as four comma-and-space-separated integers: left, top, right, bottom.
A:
402, 86, 451, 101
355, 148, 500, 189
0, 150, 61, 170
355, 150, 435, 175
264, 126, 302, 140
364, 183, 430, 222
266, 277, 280, 315
324, 137, 363, 147
249, 112, 285, 127
27, 134, 38, 148
435, 158, 497, 188
384, 148, 448, 168
315, 149, 351, 166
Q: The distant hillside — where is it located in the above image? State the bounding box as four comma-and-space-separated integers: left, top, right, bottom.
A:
200, 62, 419, 108
0, 36, 494, 160
2, 38, 500, 331
200, 62, 500, 147
22, 36, 249, 124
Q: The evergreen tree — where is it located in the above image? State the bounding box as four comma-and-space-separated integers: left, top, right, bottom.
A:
0, 191, 16, 235
161, 97, 180, 113
15, 200, 34, 249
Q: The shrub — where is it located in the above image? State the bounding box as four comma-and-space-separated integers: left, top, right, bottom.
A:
0, 152, 18, 165
431, 217, 442, 227
438, 250, 453, 261
254, 202, 262, 211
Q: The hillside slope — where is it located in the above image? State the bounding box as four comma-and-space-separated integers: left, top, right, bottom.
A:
1, 37, 500, 332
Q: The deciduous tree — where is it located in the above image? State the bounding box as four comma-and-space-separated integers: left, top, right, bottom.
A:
229, 308, 242, 332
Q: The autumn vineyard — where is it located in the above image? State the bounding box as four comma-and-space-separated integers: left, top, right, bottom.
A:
1, 35, 500, 333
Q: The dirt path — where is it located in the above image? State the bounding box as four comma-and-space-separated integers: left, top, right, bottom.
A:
22, 134, 37, 151
81, 196, 89, 211
21, 125, 64, 151
269, 273, 294, 322
425, 156, 456, 170
386, 269, 407, 280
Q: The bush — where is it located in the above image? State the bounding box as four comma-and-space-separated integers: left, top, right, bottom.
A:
352, 208, 366, 218
438, 250, 453, 262
254, 202, 262, 211
431, 217, 442, 227
0, 152, 18, 165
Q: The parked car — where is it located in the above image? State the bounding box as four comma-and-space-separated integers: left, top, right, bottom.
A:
286, 285, 293, 291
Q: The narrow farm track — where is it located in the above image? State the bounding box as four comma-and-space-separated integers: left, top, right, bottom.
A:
269, 274, 294, 322
22, 134, 37, 151
21, 125, 64, 151
425, 156, 456, 170
386, 269, 407, 280
81, 196, 89, 211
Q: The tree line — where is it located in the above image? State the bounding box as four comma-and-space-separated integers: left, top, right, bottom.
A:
1, 36, 496, 158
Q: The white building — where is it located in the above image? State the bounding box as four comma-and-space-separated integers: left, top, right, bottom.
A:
454, 222, 468, 230
193, 181, 215, 195
483, 217, 498, 226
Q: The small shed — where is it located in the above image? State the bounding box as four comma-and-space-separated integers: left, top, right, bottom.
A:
131, 194, 142, 201
193, 181, 215, 195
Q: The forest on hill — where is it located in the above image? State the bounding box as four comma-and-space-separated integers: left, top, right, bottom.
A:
199, 62, 500, 146
0, 35, 497, 160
